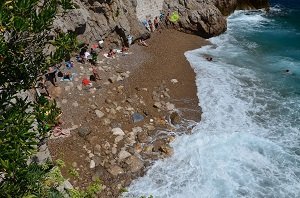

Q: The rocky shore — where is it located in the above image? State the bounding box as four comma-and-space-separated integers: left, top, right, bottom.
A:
47, 29, 209, 197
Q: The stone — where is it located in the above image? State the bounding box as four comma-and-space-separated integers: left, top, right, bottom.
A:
63, 180, 73, 190
33, 144, 51, 164
90, 160, 96, 169
105, 98, 113, 104
89, 153, 94, 158
170, 79, 179, 84
94, 144, 101, 152
112, 147, 117, 155
78, 127, 91, 138
72, 101, 79, 107
132, 112, 144, 123
107, 165, 124, 176
125, 156, 144, 173
92, 156, 102, 166
114, 135, 124, 143
137, 131, 149, 143
166, 102, 175, 111
118, 150, 131, 160
95, 110, 105, 118
112, 128, 125, 136
132, 127, 143, 134
62, 99, 68, 104
170, 111, 181, 125
153, 102, 162, 109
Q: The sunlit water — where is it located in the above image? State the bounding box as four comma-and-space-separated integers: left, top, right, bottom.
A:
124, 1, 300, 197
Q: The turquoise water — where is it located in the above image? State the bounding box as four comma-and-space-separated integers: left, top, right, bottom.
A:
125, 1, 300, 197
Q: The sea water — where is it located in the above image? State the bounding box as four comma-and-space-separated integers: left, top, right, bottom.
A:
125, 1, 300, 197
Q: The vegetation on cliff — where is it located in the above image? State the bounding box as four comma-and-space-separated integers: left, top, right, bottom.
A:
0, 0, 78, 197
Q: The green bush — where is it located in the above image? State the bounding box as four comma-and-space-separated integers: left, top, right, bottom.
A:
0, 0, 77, 197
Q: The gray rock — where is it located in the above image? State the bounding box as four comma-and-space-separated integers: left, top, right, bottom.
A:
78, 126, 91, 138
95, 110, 105, 118
166, 102, 175, 111
118, 150, 132, 160
107, 165, 124, 176
90, 160, 96, 169
137, 131, 149, 143
132, 112, 144, 123
170, 111, 181, 125
125, 156, 144, 173
153, 102, 162, 109
114, 135, 124, 143
63, 180, 73, 190
112, 128, 125, 136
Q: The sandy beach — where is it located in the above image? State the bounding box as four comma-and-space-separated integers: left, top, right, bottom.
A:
47, 29, 209, 197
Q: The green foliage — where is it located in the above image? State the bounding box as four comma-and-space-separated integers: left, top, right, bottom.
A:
68, 168, 79, 179
55, 159, 66, 168
0, 0, 77, 197
68, 179, 102, 198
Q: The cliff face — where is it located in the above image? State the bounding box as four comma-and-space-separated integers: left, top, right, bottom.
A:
53, 0, 269, 43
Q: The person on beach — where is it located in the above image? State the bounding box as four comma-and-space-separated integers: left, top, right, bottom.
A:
46, 66, 58, 87
92, 66, 101, 81
90, 48, 97, 65
148, 19, 154, 32
139, 39, 148, 47
154, 16, 159, 30
121, 46, 129, 53
107, 49, 116, 58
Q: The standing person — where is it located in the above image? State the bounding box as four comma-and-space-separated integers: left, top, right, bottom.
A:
154, 16, 159, 30
46, 66, 57, 87
90, 48, 97, 65
148, 19, 154, 32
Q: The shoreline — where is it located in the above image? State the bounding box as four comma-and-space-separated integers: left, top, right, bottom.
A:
47, 29, 209, 197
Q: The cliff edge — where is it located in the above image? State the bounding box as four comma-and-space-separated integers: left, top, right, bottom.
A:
53, 0, 269, 45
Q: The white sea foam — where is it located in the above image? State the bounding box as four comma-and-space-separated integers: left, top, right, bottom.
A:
124, 10, 300, 198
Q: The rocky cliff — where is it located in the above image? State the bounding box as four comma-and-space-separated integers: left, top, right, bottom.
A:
53, 0, 269, 44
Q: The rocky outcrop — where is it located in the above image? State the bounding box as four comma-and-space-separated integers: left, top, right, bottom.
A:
53, 0, 269, 44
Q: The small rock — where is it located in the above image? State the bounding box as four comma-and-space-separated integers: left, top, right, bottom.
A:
90, 160, 96, 169
153, 102, 162, 109
95, 110, 105, 118
171, 79, 179, 84
94, 144, 101, 152
134, 143, 143, 153
72, 162, 77, 168
137, 131, 149, 143
166, 102, 175, 111
72, 101, 79, 107
170, 111, 181, 125
62, 99, 68, 104
112, 128, 125, 136
118, 150, 131, 160
132, 112, 144, 123
125, 156, 144, 173
63, 180, 73, 190
114, 135, 124, 143
112, 147, 117, 155
132, 127, 143, 134
105, 98, 113, 104
107, 165, 124, 176
89, 153, 94, 158
78, 127, 91, 138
